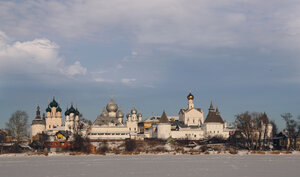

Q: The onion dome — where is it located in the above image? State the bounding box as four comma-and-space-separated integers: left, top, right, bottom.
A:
101, 107, 108, 117
46, 106, 51, 112
106, 99, 118, 112
49, 97, 58, 107
131, 107, 137, 114
137, 113, 142, 117
75, 108, 80, 116
187, 92, 194, 100
69, 105, 76, 114
126, 113, 130, 118
56, 105, 62, 112
65, 107, 70, 116
117, 110, 124, 118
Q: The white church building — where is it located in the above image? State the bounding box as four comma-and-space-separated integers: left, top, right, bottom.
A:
87, 98, 142, 140
155, 93, 233, 140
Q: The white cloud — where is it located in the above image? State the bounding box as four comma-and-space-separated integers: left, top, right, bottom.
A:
121, 78, 137, 85
65, 61, 87, 76
0, 31, 87, 79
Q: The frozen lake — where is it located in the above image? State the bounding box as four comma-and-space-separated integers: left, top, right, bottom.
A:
0, 154, 299, 177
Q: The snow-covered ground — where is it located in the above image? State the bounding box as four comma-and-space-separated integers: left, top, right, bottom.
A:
0, 154, 299, 177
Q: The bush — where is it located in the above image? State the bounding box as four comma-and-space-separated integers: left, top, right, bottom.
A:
125, 139, 136, 152
229, 147, 238, 154
9, 143, 22, 153
43, 148, 48, 156
200, 145, 208, 152
154, 147, 165, 152
97, 141, 109, 154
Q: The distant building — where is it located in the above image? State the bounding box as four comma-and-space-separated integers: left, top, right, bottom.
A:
88, 98, 142, 140
155, 92, 234, 140
31, 105, 46, 137
179, 93, 204, 126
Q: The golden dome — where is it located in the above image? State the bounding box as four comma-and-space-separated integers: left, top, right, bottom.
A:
187, 92, 194, 100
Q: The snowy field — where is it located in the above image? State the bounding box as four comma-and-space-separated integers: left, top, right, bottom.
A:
0, 154, 299, 177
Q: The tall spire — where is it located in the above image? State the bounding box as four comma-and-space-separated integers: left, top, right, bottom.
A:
209, 101, 214, 112
216, 107, 220, 115
36, 105, 41, 119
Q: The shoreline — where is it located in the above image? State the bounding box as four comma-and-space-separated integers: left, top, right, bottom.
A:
1, 150, 299, 157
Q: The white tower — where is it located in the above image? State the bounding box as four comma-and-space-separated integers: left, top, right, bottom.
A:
157, 111, 171, 140
31, 105, 46, 137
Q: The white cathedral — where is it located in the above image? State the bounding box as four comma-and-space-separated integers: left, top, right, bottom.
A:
88, 98, 142, 140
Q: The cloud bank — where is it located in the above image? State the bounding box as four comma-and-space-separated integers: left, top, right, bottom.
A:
0, 31, 87, 80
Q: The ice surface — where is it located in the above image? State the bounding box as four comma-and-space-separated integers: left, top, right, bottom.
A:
0, 154, 299, 177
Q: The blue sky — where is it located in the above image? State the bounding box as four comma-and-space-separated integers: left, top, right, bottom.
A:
0, 0, 300, 129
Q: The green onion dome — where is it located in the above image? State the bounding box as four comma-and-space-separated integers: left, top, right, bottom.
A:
69, 105, 76, 114
65, 107, 70, 116
75, 108, 80, 116
49, 97, 58, 107
46, 106, 51, 112
56, 105, 62, 112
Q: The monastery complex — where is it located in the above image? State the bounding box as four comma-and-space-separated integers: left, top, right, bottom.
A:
31, 93, 272, 149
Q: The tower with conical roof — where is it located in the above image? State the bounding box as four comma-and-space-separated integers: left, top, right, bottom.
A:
157, 111, 171, 140
31, 105, 46, 137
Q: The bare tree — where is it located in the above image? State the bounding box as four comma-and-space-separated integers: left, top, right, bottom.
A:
72, 114, 91, 153
6, 111, 28, 143
235, 111, 254, 150
281, 113, 300, 150
270, 120, 278, 137
235, 112, 271, 150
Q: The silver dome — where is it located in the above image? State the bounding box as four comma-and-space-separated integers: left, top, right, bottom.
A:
101, 107, 109, 117
117, 110, 124, 118
131, 107, 137, 114
106, 99, 118, 112
126, 113, 131, 118
137, 113, 142, 117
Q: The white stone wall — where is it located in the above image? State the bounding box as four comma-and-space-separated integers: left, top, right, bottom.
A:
88, 126, 130, 140
31, 124, 45, 137
203, 123, 229, 138
170, 128, 204, 140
